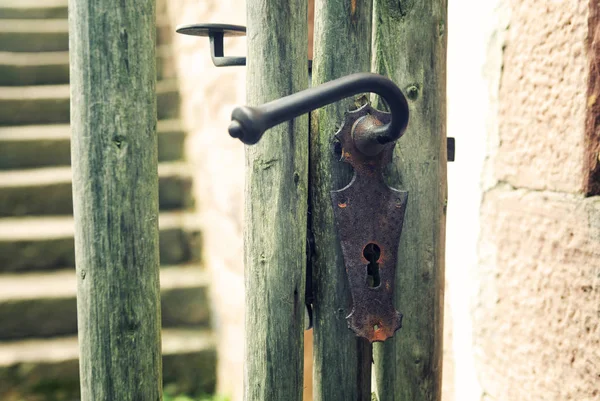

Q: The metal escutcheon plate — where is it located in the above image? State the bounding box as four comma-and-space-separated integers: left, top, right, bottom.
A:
331, 103, 407, 343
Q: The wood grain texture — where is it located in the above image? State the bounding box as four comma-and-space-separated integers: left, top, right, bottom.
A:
310, 1, 373, 400
244, 1, 309, 400
69, 0, 162, 399
371, 1, 448, 400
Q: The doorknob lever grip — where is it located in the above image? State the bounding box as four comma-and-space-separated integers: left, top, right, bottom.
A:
229, 73, 409, 148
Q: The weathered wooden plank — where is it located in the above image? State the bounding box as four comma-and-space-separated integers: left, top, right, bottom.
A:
310, 1, 373, 400
244, 1, 309, 401
69, 0, 162, 399
371, 1, 448, 400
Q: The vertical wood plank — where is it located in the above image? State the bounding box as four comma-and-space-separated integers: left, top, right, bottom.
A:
69, 0, 162, 399
310, 1, 373, 400
372, 1, 448, 400
244, 1, 309, 401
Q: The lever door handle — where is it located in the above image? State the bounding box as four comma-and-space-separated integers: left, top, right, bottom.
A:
228, 72, 409, 156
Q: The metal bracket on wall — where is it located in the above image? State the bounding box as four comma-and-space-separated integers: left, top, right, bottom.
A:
176, 22, 314, 71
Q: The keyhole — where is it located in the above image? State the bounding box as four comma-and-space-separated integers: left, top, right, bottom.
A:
363, 243, 381, 288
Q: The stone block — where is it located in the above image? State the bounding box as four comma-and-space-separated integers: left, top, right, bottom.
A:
0, 80, 180, 126
0, 213, 201, 272
0, 120, 186, 170
0, 266, 210, 340
0, 328, 216, 401
476, 186, 600, 400
496, 0, 589, 193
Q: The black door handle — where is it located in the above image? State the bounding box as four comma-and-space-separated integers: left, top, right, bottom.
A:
228, 72, 409, 156
175, 23, 247, 67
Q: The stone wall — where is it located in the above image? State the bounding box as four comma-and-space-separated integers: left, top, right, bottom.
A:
163, 2, 247, 400
474, 1, 600, 400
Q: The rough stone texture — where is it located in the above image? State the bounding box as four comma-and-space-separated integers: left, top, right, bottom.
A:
495, 0, 589, 193
585, 1, 600, 195
476, 187, 600, 401
476, 2, 600, 400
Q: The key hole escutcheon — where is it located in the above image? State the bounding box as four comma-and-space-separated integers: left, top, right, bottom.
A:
363, 243, 381, 288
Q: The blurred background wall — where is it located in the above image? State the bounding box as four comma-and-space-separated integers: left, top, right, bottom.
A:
166, 1, 600, 400
164, 2, 247, 400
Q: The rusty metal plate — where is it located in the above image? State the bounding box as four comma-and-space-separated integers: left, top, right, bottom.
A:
331, 103, 407, 343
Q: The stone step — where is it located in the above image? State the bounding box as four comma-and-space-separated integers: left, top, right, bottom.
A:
0, 19, 68, 53
0, 79, 180, 126
0, 119, 186, 169
0, 0, 67, 20
0, 265, 210, 340
0, 46, 176, 86
0, 162, 193, 217
0, 18, 172, 53
0, 212, 201, 273
0, 327, 216, 400
0, 51, 68, 86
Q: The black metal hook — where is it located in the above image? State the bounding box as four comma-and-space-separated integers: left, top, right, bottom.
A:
177, 25, 454, 161
176, 22, 314, 72
229, 72, 409, 155
175, 23, 247, 67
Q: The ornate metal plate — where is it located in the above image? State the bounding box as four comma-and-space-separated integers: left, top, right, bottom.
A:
331, 103, 407, 343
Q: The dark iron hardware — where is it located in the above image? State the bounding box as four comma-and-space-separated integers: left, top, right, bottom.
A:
228, 73, 409, 154
176, 23, 314, 71
229, 72, 409, 342
447, 137, 455, 162
176, 23, 247, 67
331, 103, 407, 342
175, 23, 453, 159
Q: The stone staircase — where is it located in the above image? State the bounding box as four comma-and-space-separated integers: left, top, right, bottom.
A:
0, 1, 216, 400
